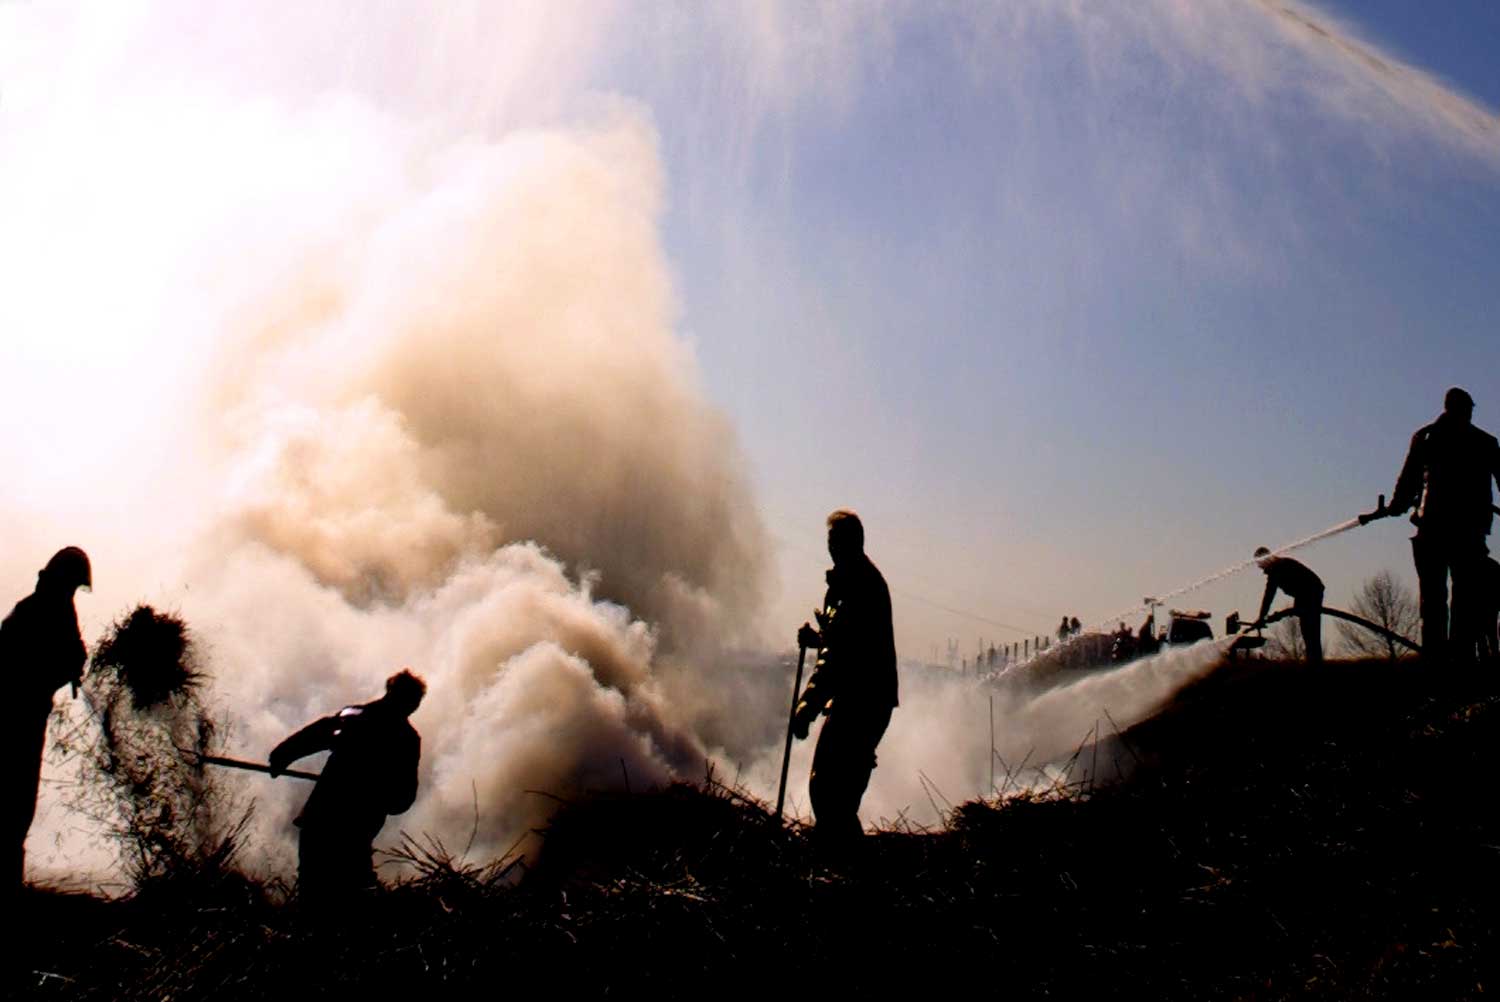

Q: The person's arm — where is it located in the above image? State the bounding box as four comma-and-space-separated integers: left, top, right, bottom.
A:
792, 652, 835, 739
1389, 429, 1427, 516
797, 617, 823, 652
57, 616, 85, 695
268, 716, 338, 776
792, 600, 844, 738
1256, 576, 1278, 626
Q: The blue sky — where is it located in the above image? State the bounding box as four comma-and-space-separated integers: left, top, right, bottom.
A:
591, 1, 1500, 657
2, 1, 1495, 663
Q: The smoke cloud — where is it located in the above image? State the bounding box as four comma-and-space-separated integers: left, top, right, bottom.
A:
1, 4, 768, 879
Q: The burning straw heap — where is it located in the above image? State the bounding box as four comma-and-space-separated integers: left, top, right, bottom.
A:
54, 605, 249, 889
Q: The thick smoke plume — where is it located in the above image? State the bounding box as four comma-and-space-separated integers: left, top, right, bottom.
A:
188, 114, 771, 869
1, 6, 768, 879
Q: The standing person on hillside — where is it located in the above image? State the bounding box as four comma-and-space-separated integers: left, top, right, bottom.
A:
791, 510, 898, 846
1254, 548, 1326, 664
1383, 388, 1500, 661
269, 669, 426, 902
1, 547, 91, 894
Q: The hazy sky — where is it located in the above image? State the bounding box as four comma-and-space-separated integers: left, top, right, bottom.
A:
3, 1, 1498, 663
607, 1, 1500, 658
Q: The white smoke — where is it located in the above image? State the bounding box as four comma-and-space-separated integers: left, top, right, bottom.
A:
0, 4, 767, 881
847, 640, 1231, 827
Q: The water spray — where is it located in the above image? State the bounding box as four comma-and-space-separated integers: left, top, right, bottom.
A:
995, 513, 1367, 682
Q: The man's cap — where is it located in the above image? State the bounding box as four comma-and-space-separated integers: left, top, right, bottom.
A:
41, 546, 92, 590
1445, 387, 1475, 412
1253, 546, 1272, 559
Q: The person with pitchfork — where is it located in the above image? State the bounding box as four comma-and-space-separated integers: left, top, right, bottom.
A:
269, 668, 426, 902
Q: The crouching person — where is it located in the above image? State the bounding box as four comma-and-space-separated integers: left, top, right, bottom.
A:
269, 669, 425, 902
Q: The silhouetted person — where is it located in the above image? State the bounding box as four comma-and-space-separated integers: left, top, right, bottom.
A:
1070, 616, 1081, 636
1, 547, 90, 893
1388, 388, 1500, 661
792, 510, 898, 845
269, 669, 425, 901
1254, 547, 1324, 664
1136, 613, 1159, 657
1057, 616, 1071, 641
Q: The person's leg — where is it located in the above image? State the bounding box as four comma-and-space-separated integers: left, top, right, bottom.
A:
1448, 542, 1488, 664
7, 711, 49, 893
1412, 535, 1450, 658
1487, 559, 1500, 661
840, 707, 893, 826
809, 707, 893, 843
299, 825, 376, 903
808, 713, 858, 839
1299, 594, 1323, 665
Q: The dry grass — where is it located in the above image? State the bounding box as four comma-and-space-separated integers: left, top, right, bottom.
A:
47, 605, 249, 891
15, 656, 1500, 999
88, 605, 203, 710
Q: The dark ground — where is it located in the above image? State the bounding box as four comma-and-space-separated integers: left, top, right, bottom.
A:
10, 657, 1500, 999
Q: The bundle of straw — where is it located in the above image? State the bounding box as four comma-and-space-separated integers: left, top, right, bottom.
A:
89, 605, 202, 709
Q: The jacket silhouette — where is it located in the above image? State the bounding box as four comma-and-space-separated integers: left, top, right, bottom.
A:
270, 670, 424, 900
2, 547, 90, 892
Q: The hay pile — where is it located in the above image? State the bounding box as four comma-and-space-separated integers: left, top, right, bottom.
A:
88, 604, 202, 709
51, 605, 248, 889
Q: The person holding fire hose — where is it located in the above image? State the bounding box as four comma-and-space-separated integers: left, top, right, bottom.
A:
1, 546, 91, 895
1374, 388, 1500, 661
791, 510, 898, 845
1253, 547, 1325, 664
269, 669, 426, 901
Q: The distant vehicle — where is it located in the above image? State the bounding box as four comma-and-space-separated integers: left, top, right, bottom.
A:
1110, 604, 1214, 662
1165, 609, 1213, 645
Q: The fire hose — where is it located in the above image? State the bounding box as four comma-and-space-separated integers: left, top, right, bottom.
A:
1359, 495, 1500, 525
1255, 605, 1421, 654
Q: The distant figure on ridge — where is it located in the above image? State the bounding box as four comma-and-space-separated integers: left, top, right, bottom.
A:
1385, 388, 1500, 661
792, 510, 898, 845
1136, 613, 1160, 658
1, 546, 90, 894
270, 669, 426, 901
1070, 616, 1081, 636
1057, 616, 1072, 641
1253, 548, 1325, 664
